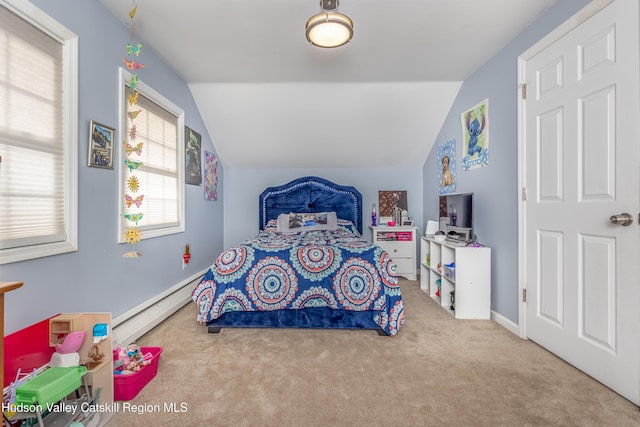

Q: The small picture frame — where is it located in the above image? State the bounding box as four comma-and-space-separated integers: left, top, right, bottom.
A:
88, 120, 115, 169
402, 220, 414, 227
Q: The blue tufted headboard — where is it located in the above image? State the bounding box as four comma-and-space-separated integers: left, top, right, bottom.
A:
259, 176, 363, 234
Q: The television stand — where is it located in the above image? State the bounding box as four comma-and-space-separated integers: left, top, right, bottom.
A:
419, 237, 491, 319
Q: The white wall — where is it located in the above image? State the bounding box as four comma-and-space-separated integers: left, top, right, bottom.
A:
190, 82, 461, 169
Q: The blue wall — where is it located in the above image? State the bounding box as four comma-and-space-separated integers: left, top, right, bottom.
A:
224, 167, 423, 248
2, 0, 224, 334
422, 0, 593, 324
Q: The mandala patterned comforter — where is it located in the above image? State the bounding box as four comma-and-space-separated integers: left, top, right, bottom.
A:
192, 221, 405, 336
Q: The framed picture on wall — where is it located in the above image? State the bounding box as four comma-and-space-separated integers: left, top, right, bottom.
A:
437, 138, 456, 194
378, 190, 408, 223
203, 150, 218, 201
88, 120, 115, 169
185, 126, 202, 185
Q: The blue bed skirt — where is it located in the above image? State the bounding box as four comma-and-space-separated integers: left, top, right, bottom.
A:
206, 307, 384, 334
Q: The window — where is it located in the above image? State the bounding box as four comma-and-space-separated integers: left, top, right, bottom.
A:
0, 0, 78, 264
118, 68, 184, 242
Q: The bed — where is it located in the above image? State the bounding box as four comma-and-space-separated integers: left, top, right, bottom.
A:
191, 176, 405, 336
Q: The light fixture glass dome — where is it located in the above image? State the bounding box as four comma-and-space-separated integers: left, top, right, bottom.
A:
305, 1, 353, 48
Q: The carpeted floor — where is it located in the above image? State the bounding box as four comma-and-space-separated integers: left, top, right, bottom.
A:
107, 279, 640, 426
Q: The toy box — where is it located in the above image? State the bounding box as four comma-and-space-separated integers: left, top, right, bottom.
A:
15, 366, 87, 406
443, 264, 456, 281
113, 346, 162, 401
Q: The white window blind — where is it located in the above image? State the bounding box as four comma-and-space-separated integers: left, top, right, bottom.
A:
0, 1, 78, 263
119, 68, 184, 241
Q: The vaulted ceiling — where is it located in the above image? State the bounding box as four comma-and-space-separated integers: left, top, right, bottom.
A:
100, 0, 557, 168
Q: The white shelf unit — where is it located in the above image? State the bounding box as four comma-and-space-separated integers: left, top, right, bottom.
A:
419, 236, 491, 319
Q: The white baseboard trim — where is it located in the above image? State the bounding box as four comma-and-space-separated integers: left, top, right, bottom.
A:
491, 309, 520, 336
112, 268, 207, 346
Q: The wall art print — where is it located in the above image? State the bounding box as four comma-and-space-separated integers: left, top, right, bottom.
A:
185, 126, 202, 186
203, 150, 219, 201
438, 138, 456, 194
88, 120, 115, 169
378, 190, 407, 223
461, 98, 489, 171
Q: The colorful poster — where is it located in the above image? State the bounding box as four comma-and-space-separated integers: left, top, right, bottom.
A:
438, 138, 456, 194
185, 127, 202, 185
378, 190, 408, 223
461, 99, 489, 170
204, 151, 218, 201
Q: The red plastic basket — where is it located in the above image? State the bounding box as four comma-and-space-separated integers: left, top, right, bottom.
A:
114, 346, 163, 401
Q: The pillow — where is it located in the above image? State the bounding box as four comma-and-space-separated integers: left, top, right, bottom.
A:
337, 218, 360, 235
264, 219, 278, 231
277, 211, 338, 233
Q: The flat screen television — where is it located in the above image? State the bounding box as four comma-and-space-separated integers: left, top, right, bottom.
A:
439, 193, 474, 241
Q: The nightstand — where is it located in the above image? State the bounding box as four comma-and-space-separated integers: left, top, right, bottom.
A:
369, 225, 417, 280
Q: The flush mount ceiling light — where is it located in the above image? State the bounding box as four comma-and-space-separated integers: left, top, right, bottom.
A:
305, 0, 353, 48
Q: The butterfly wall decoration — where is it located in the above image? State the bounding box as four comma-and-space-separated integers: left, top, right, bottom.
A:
123, 141, 143, 156
128, 91, 139, 106
123, 1, 145, 259
124, 194, 144, 208
127, 43, 143, 56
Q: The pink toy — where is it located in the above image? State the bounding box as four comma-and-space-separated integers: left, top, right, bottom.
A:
54, 331, 86, 354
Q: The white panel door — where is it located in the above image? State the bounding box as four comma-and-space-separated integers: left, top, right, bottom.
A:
523, 0, 640, 404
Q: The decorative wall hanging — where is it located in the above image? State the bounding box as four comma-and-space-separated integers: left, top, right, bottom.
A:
378, 190, 407, 224
438, 138, 456, 194
88, 120, 115, 169
121, 2, 144, 258
185, 126, 202, 186
203, 150, 218, 201
461, 99, 489, 170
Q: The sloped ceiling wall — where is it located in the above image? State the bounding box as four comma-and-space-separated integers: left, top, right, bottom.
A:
98, 0, 558, 169
190, 82, 462, 169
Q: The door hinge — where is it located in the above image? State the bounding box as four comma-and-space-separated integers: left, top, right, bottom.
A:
522, 288, 527, 303
522, 187, 527, 201
521, 83, 527, 100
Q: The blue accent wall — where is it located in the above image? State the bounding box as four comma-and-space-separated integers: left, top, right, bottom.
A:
224, 167, 423, 249
2, 0, 224, 334
422, 0, 593, 324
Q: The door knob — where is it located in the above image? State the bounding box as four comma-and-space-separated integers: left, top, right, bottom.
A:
609, 213, 633, 226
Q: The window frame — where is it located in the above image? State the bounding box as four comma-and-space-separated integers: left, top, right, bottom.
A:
117, 67, 185, 243
0, 0, 78, 265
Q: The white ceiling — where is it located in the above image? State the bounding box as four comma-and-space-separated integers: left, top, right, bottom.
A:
99, 0, 558, 168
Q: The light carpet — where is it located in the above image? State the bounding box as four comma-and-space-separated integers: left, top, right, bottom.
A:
107, 279, 640, 426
